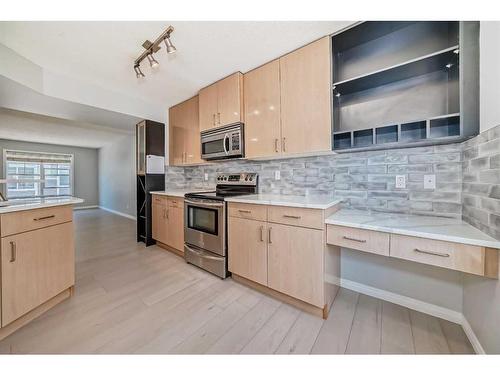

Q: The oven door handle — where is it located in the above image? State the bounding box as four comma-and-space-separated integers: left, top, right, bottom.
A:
185, 199, 224, 208
186, 246, 223, 261
223, 133, 230, 155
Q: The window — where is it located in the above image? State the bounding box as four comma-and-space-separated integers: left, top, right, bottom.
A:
4, 150, 73, 199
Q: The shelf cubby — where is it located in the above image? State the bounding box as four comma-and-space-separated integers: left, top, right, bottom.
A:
376, 125, 398, 144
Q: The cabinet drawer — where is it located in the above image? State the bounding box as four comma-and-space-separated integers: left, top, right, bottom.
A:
390, 234, 495, 276
1, 205, 73, 237
327, 225, 390, 256
268, 206, 323, 229
228, 203, 267, 221
152, 195, 167, 206
168, 197, 184, 208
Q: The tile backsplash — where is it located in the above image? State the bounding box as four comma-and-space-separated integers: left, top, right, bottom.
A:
165, 123, 500, 238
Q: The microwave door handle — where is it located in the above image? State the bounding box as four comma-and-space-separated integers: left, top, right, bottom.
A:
223, 134, 229, 155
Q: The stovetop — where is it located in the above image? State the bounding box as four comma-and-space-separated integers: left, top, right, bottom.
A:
184, 173, 258, 201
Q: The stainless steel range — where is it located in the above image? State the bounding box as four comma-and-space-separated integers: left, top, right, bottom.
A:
184, 172, 258, 278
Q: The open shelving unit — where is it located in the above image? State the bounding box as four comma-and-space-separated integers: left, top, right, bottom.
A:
331, 21, 479, 152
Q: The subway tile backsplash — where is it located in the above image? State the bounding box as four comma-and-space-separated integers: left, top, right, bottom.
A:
166, 124, 500, 239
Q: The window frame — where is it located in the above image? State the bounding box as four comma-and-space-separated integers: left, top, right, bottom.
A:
2, 149, 75, 200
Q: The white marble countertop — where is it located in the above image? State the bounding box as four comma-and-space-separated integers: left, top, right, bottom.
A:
225, 194, 343, 210
0, 197, 84, 214
150, 188, 214, 198
325, 209, 500, 250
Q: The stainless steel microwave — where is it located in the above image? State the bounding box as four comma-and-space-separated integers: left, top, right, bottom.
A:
201, 123, 244, 160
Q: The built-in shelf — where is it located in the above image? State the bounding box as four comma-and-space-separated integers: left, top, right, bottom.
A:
333, 46, 459, 96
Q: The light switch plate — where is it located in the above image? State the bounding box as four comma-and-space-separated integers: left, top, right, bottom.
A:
395, 175, 406, 189
204, 173, 209, 181
275, 170, 281, 180
424, 174, 436, 189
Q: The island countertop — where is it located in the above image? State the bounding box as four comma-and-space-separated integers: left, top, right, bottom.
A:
225, 194, 343, 210
325, 208, 500, 250
0, 197, 84, 214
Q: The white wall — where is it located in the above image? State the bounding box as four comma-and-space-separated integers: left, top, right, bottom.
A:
480, 21, 500, 132
461, 21, 500, 354
98, 134, 136, 218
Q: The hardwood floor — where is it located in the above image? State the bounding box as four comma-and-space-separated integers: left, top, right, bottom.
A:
0, 208, 474, 354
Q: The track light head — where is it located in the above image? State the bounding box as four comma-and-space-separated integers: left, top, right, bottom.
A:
134, 64, 145, 78
147, 53, 160, 69
164, 36, 177, 54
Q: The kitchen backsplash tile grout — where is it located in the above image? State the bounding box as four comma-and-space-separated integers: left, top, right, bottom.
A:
165, 123, 500, 239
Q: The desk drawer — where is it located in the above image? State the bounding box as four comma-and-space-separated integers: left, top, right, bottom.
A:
228, 203, 267, 221
268, 206, 323, 229
327, 225, 390, 256
1, 205, 73, 237
390, 234, 495, 277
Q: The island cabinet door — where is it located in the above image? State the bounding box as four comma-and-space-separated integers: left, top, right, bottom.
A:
267, 223, 324, 307
1, 222, 75, 326
228, 217, 268, 286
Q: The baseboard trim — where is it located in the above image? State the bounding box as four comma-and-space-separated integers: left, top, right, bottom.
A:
326, 275, 484, 353
98, 206, 136, 220
73, 205, 99, 210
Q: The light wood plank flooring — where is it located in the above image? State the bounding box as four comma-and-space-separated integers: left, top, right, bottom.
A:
0, 208, 474, 354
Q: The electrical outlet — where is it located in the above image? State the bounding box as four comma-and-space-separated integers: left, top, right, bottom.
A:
395, 175, 406, 189
204, 173, 209, 181
275, 170, 281, 180
424, 174, 436, 189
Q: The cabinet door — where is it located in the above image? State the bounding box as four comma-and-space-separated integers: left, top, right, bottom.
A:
1, 223, 75, 326
199, 84, 218, 131
183, 96, 202, 164
166, 205, 184, 252
152, 202, 164, 241
267, 223, 324, 307
228, 217, 268, 286
168, 105, 186, 166
279, 37, 332, 155
244, 60, 282, 158
217, 72, 243, 126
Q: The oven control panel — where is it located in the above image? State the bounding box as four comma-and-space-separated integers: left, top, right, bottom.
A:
216, 172, 258, 185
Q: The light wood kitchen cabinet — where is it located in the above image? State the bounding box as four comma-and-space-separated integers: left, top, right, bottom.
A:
169, 96, 202, 166
199, 72, 244, 131
228, 217, 268, 286
244, 60, 282, 158
1, 222, 75, 326
267, 223, 324, 307
151, 195, 184, 254
279, 37, 332, 155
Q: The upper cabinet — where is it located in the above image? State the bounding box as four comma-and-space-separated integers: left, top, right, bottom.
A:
169, 95, 202, 166
244, 59, 282, 158
199, 72, 244, 131
243, 37, 332, 158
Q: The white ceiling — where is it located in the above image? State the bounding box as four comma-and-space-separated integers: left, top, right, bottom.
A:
0, 21, 353, 111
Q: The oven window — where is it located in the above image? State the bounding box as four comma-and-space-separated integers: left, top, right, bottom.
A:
188, 206, 218, 235
202, 139, 224, 155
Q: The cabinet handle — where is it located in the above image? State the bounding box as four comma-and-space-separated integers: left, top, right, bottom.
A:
414, 248, 450, 258
9, 241, 16, 263
282, 137, 286, 152
238, 209, 251, 214
260, 226, 264, 242
343, 236, 366, 243
268, 227, 272, 244
217, 112, 221, 125
33, 214, 56, 221
283, 214, 301, 219
166, 209, 169, 219
213, 114, 216, 126
274, 138, 279, 153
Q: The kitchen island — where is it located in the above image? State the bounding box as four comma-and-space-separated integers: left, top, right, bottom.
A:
0, 197, 83, 340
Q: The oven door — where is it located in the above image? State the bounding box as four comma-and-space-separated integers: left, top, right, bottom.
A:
184, 198, 225, 256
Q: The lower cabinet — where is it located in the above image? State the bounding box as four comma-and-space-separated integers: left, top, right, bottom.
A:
228, 217, 268, 286
267, 223, 324, 307
151, 195, 184, 253
1, 222, 75, 326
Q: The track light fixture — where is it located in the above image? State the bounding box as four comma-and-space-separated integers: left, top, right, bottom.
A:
133, 26, 177, 78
